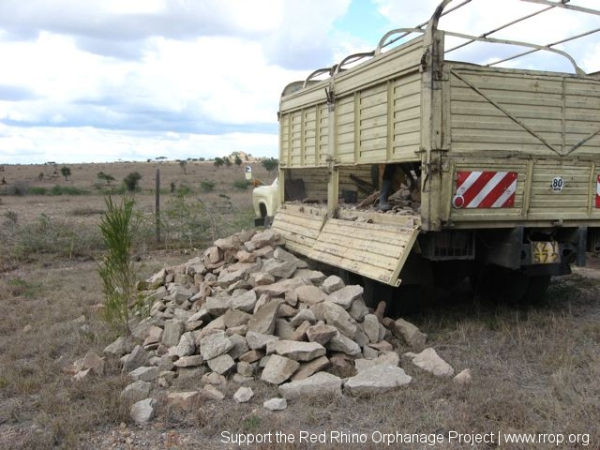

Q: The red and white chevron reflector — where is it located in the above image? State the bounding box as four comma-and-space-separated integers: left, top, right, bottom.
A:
453, 171, 518, 209
596, 175, 600, 208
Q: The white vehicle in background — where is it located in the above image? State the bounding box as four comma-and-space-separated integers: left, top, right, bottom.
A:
252, 178, 279, 227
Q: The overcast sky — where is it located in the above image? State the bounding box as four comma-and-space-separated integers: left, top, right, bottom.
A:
0, 0, 598, 164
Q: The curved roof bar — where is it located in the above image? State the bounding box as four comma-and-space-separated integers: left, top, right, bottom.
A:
302, 67, 335, 88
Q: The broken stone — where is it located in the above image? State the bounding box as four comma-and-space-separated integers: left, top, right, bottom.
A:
278, 304, 297, 318
246, 331, 279, 350
167, 391, 200, 411
238, 350, 263, 363
294, 269, 327, 286
261, 355, 300, 385
200, 331, 233, 360
130, 398, 155, 425
269, 340, 326, 361
202, 384, 225, 401
361, 315, 381, 344
263, 397, 287, 411
129, 366, 159, 382
104, 336, 134, 357
291, 356, 330, 381
205, 297, 230, 316
254, 279, 304, 297
327, 331, 362, 357
176, 332, 196, 357
247, 299, 283, 335
250, 272, 275, 286
453, 368, 472, 385
289, 309, 316, 327
121, 380, 151, 403
173, 355, 204, 368
306, 323, 337, 346
223, 309, 252, 329
207, 353, 235, 375
405, 348, 454, 377
203, 372, 227, 386
214, 235, 241, 252
229, 290, 257, 313
354, 351, 399, 372
321, 275, 345, 294
121, 345, 149, 374
291, 320, 311, 341
261, 259, 297, 279
369, 341, 393, 352
348, 298, 369, 322
393, 318, 427, 348
237, 361, 254, 377
312, 302, 357, 338
344, 364, 411, 396
228, 334, 250, 360
295, 285, 327, 305
233, 386, 254, 403
143, 326, 163, 348
162, 319, 184, 347
327, 285, 363, 309
274, 319, 295, 340
278, 372, 342, 400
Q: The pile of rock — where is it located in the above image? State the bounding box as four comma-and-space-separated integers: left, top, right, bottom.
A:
96, 228, 466, 424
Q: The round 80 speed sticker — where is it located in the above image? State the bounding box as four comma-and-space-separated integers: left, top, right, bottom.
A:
551, 177, 564, 193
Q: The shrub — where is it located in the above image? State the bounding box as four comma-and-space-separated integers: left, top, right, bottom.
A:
97, 171, 116, 185
97, 196, 141, 334
49, 185, 89, 196
123, 172, 142, 192
60, 166, 71, 181
262, 157, 279, 174
233, 179, 251, 191
214, 157, 224, 168
176, 183, 193, 197
200, 180, 215, 192
28, 187, 47, 195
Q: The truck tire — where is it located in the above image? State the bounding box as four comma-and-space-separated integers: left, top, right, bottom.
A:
470, 265, 529, 304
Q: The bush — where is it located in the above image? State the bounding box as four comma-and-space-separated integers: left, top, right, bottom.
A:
262, 157, 279, 174
233, 179, 252, 191
176, 183, 193, 197
28, 187, 47, 195
200, 180, 215, 192
123, 172, 142, 192
49, 185, 89, 196
0, 181, 29, 196
97, 196, 142, 334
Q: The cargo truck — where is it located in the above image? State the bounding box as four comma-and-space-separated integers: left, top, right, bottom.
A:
260, 0, 600, 302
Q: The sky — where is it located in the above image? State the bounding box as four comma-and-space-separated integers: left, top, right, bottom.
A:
0, 0, 598, 164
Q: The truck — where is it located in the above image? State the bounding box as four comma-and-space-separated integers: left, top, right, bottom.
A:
258, 0, 600, 303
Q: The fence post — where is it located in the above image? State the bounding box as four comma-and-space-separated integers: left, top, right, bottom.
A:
155, 168, 160, 244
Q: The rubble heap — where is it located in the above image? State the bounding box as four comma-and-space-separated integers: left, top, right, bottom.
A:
94, 228, 465, 423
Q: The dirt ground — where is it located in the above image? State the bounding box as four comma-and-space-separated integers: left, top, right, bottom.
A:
0, 162, 599, 449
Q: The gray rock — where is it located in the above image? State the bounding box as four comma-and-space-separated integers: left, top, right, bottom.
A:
214, 235, 241, 251
217, 268, 246, 287
453, 368, 472, 385
291, 321, 311, 341
269, 340, 326, 361
274, 319, 295, 340
105, 336, 134, 357
306, 323, 338, 345
129, 366, 159, 382
202, 384, 225, 400
263, 397, 287, 411
229, 290, 257, 313
312, 302, 357, 338
200, 331, 233, 360
223, 309, 252, 329
162, 319, 184, 347
250, 272, 275, 286
295, 285, 327, 305
348, 298, 369, 322
261, 259, 297, 279
176, 332, 196, 357
327, 331, 362, 357
355, 351, 399, 372
173, 355, 204, 368
278, 372, 342, 400
344, 364, 411, 396
246, 331, 279, 350
405, 348, 454, 377
361, 314, 381, 344
233, 386, 254, 403
291, 356, 330, 381
130, 398, 156, 425
205, 296, 230, 316
293, 269, 327, 286
239, 350, 263, 363
121, 345, 149, 374
207, 354, 235, 375
321, 275, 345, 294
143, 326, 163, 347
167, 391, 201, 411
393, 318, 428, 348
248, 299, 283, 335
237, 361, 254, 377
254, 279, 304, 297
261, 355, 300, 385
327, 285, 364, 309
120, 380, 151, 403
289, 309, 316, 327
228, 334, 250, 359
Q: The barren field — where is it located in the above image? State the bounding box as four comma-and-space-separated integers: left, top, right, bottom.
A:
0, 162, 599, 450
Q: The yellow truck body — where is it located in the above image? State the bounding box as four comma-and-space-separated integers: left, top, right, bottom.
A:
269, 0, 600, 298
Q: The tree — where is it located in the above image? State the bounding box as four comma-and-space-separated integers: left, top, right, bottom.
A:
60, 166, 71, 181
262, 157, 279, 175
234, 155, 243, 166
97, 171, 116, 185
179, 160, 187, 174
214, 157, 224, 168
123, 172, 142, 192
223, 157, 232, 167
